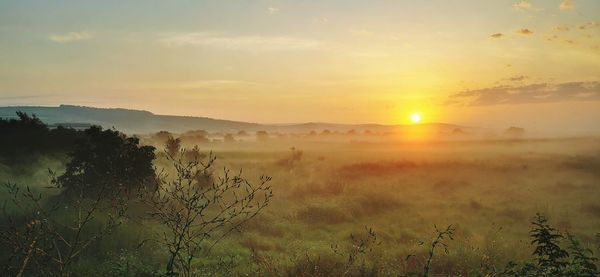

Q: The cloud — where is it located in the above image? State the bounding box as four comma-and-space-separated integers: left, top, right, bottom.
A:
554, 25, 570, 32
512, 1, 531, 10
140, 80, 267, 91
312, 17, 329, 24
159, 32, 322, 51
49, 31, 93, 43
560, 0, 574, 10
514, 28, 533, 35
579, 21, 599, 30
490, 33, 504, 38
267, 6, 279, 15
349, 29, 400, 41
508, 75, 528, 82
448, 81, 600, 106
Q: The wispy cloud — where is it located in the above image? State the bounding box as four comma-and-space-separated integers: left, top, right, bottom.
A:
448, 81, 600, 106
267, 6, 279, 15
512, 0, 531, 10
49, 31, 93, 43
311, 17, 329, 24
159, 32, 322, 51
349, 29, 400, 41
578, 21, 599, 30
554, 25, 570, 32
560, 0, 574, 10
508, 75, 528, 82
140, 80, 268, 91
514, 28, 533, 35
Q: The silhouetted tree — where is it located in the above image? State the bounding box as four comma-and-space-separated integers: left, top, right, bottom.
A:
256, 131, 269, 142
153, 131, 172, 145
224, 133, 235, 143
165, 136, 181, 157
0, 112, 82, 161
276, 147, 303, 169
58, 126, 156, 197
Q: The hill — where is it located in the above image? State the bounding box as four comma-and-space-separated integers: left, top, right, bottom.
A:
0, 105, 467, 135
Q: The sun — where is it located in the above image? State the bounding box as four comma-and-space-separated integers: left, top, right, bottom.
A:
410, 113, 421, 124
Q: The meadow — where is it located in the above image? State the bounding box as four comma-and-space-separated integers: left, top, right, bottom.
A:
189, 137, 600, 275
1, 120, 599, 276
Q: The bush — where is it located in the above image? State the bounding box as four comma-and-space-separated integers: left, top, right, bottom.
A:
502, 213, 599, 277
58, 126, 156, 197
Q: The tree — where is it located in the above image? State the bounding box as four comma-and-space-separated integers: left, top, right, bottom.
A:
165, 136, 182, 157
256, 131, 269, 142
276, 147, 303, 169
153, 131, 173, 144
223, 133, 235, 143
140, 149, 273, 276
0, 112, 83, 161
58, 126, 156, 197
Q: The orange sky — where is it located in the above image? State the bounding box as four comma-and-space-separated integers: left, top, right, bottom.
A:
0, 0, 599, 133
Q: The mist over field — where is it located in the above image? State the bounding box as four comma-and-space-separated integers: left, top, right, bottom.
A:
2, 0, 600, 276
1, 110, 599, 276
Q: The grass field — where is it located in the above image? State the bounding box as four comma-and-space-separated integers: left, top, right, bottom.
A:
2, 136, 600, 276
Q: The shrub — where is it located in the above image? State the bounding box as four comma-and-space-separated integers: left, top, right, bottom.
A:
58, 126, 156, 197
501, 213, 599, 277
139, 149, 272, 277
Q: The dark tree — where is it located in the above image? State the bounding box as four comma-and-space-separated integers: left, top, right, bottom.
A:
256, 131, 269, 142
223, 133, 235, 143
58, 126, 156, 197
165, 136, 181, 157
153, 131, 173, 145
0, 112, 82, 161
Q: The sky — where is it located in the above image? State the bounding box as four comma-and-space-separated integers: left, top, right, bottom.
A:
0, 0, 599, 133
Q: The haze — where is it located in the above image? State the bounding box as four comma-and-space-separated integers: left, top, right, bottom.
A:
1, 0, 599, 134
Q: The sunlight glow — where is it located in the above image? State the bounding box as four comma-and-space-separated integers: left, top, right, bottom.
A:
410, 113, 421, 124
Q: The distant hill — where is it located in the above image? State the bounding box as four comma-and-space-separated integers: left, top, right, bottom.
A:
0, 105, 469, 135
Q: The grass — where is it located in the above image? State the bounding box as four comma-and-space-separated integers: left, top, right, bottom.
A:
2, 137, 600, 275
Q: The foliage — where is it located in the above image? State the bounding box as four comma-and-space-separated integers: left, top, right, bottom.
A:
1, 178, 128, 276
275, 147, 303, 169
0, 112, 83, 162
331, 226, 380, 276
223, 133, 235, 143
58, 126, 156, 197
165, 136, 182, 157
421, 225, 455, 277
256, 131, 269, 142
139, 149, 273, 277
502, 213, 599, 277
